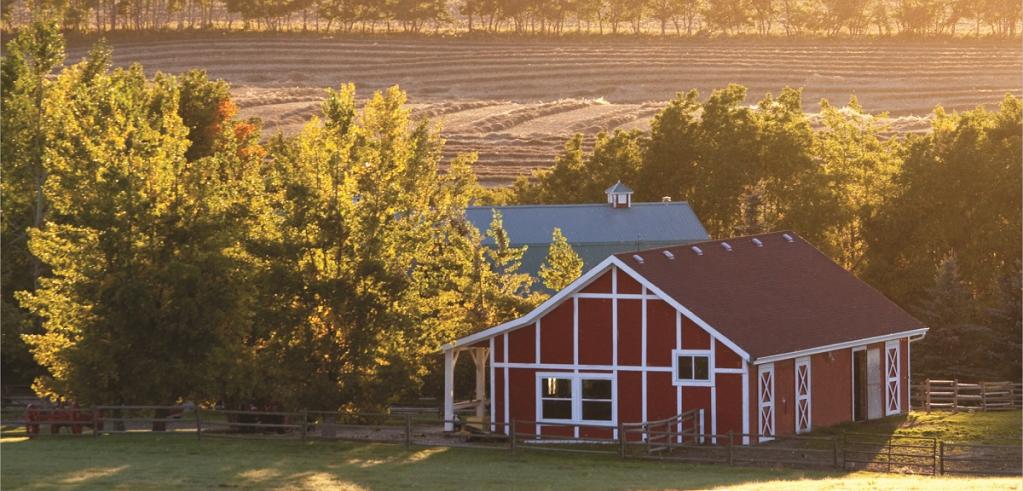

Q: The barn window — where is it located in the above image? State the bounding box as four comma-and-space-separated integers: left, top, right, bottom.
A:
537, 374, 615, 425
672, 349, 714, 387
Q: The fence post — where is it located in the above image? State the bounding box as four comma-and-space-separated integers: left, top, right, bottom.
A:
952, 379, 959, 413
300, 409, 308, 443
980, 382, 987, 411
931, 438, 937, 476
727, 431, 734, 466
925, 379, 931, 412
92, 408, 100, 438
840, 432, 847, 470
887, 435, 893, 473
404, 414, 412, 449
195, 408, 202, 441
509, 420, 516, 453
618, 423, 626, 458
832, 436, 839, 468
939, 441, 945, 475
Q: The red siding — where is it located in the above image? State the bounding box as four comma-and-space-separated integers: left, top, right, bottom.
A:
509, 368, 536, 425
618, 371, 643, 424
581, 271, 612, 293
810, 349, 852, 428
494, 367, 505, 430
716, 340, 743, 369
682, 318, 711, 349
617, 268, 643, 294
716, 373, 743, 436
508, 323, 535, 364
647, 300, 676, 367
681, 386, 711, 438
617, 299, 642, 366
494, 335, 504, 363
539, 302, 573, 364
578, 298, 612, 365
647, 372, 676, 421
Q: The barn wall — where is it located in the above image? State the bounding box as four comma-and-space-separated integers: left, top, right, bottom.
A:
811, 349, 852, 428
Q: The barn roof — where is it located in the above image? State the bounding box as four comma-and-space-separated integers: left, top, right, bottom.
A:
615, 231, 927, 360
465, 202, 708, 276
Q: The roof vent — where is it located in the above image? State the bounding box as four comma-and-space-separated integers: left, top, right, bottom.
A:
662, 250, 675, 260
661, 196, 671, 202
752, 238, 763, 247
691, 246, 703, 256
782, 233, 794, 243
721, 242, 732, 252
632, 254, 644, 264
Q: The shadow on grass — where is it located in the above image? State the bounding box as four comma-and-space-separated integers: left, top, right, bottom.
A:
1, 431, 1020, 490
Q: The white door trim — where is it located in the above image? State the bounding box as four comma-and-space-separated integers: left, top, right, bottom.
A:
758, 363, 775, 442
795, 356, 811, 434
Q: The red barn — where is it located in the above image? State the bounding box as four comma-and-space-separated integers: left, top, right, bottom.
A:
442, 231, 928, 442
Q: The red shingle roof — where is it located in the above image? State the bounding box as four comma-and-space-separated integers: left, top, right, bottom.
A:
615, 231, 926, 360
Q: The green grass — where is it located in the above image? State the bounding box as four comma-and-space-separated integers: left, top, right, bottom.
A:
809, 410, 1023, 444
2, 431, 1021, 490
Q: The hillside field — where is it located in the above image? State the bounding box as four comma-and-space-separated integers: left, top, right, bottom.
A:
63, 34, 1022, 185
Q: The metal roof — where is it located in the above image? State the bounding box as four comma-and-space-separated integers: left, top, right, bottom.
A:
604, 180, 634, 194
465, 202, 709, 276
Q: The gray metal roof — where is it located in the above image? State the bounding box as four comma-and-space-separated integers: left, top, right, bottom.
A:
605, 180, 633, 194
465, 202, 709, 278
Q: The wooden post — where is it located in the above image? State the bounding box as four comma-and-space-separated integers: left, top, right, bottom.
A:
832, 436, 839, 468
924, 379, 931, 412
509, 420, 516, 453
980, 382, 987, 411
443, 349, 456, 432
931, 438, 937, 475
939, 441, 945, 475
841, 432, 847, 470
93, 408, 100, 438
404, 414, 412, 449
195, 408, 202, 441
618, 423, 626, 458
887, 436, 893, 473
952, 379, 959, 413
300, 409, 308, 443
727, 431, 734, 466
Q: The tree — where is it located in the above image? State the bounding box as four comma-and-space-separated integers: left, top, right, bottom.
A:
912, 255, 995, 380
1, 18, 66, 387
539, 228, 583, 291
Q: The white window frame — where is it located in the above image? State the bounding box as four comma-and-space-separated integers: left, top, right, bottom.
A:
671, 348, 715, 387
536, 372, 617, 427
794, 356, 812, 434
885, 340, 901, 416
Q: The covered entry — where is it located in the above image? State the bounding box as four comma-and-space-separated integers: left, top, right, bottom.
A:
442, 345, 491, 432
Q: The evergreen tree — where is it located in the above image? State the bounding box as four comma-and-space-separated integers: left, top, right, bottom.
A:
912, 255, 995, 380
539, 227, 583, 291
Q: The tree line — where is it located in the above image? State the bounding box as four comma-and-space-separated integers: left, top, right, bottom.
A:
503, 84, 1021, 382
1, 19, 586, 408
4, 0, 1020, 36
2, 20, 1019, 412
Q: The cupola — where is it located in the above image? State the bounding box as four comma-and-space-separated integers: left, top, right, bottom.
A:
605, 181, 633, 209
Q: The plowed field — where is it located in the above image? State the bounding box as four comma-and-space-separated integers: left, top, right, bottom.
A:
67, 35, 1022, 185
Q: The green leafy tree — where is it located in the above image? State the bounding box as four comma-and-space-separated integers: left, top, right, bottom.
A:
539, 228, 583, 291
0, 18, 66, 387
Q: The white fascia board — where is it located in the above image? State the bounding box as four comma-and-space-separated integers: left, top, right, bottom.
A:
612, 258, 752, 362
752, 327, 929, 365
442, 255, 619, 351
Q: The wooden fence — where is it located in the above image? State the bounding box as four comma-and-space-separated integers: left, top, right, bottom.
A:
914, 380, 1023, 412
2, 405, 1020, 477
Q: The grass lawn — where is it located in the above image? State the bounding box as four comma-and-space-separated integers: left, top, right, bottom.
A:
809, 410, 1023, 443
2, 430, 1021, 490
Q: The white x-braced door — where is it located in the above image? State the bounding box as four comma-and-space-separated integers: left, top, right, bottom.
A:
758, 363, 775, 441
795, 357, 811, 434
885, 341, 901, 416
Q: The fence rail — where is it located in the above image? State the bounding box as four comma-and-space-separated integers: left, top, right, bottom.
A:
914, 380, 1022, 412
2, 405, 1019, 477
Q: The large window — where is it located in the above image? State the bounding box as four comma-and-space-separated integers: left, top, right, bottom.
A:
538, 374, 615, 425
673, 349, 714, 387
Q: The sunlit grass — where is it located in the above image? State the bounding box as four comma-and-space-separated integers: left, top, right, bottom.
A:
809, 410, 1022, 444
2, 431, 1020, 490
